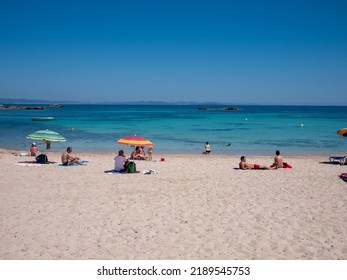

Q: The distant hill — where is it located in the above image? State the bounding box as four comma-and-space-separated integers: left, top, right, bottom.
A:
0, 98, 71, 104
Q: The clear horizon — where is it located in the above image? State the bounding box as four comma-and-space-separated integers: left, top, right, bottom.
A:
0, 0, 346, 105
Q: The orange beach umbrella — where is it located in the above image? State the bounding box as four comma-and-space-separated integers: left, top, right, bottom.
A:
116, 135, 153, 147
337, 128, 347, 137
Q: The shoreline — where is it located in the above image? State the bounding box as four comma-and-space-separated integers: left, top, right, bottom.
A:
0, 148, 339, 158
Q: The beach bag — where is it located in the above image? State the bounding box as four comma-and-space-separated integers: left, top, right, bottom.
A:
340, 173, 347, 182
127, 162, 136, 173
36, 154, 48, 164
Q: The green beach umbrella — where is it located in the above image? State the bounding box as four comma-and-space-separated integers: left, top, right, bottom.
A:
26, 129, 66, 150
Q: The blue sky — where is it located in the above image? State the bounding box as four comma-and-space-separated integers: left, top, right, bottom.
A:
0, 0, 346, 105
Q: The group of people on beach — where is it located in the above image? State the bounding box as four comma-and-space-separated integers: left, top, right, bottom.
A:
114, 146, 154, 172
29, 141, 289, 171
129, 146, 153, 161
202, 142, 289, 170
28, 142, 154, 169
239, 150, 290, 170
28, 143, 84, 166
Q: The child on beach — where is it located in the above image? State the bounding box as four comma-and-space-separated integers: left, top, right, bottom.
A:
147, 146, 154, 161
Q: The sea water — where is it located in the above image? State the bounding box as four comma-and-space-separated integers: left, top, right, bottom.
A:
0, 105, 346, 155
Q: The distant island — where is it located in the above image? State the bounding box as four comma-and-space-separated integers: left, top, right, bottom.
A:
198, 107, 240, 111
0, 104, 63, 110
0, 97, 240, 106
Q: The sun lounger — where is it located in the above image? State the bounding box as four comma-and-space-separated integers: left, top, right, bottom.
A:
329, 156, 346, 165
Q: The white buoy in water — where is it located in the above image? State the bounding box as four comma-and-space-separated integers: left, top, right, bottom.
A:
245, 118, 248, 121
300, 123, 304, 127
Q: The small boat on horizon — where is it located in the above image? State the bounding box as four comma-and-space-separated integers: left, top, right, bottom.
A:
31, 117, 54, 121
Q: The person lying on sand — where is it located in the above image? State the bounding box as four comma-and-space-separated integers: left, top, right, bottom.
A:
61, 147, 84, 166
239, 156, 270, 170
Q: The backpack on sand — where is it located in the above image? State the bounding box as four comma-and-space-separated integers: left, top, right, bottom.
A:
36, 154, 48, 164
127, 162, 136, 173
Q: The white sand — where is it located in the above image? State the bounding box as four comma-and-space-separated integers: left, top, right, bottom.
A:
0, 149, 346, 259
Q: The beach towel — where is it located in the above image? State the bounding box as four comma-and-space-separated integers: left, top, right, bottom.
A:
233, 166, 269, 170
283, 162, 292, 168
58, 163, 79, 167
104, 169, 122, 174
142, 169, 159, 175
15, 163, 43, 167
58, 160, 88, 167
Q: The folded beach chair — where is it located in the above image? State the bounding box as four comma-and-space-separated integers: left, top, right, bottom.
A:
329, 156, 346, 165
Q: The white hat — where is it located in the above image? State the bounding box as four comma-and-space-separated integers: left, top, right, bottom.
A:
32, 142, 36, 145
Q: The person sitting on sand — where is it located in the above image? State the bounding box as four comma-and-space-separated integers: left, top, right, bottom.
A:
239, 156, 270, 170
270, 150, 284, 169
61, 147, 84, 166
130, 146, 147, 160
203, 142, 211, 154
140, 146, 147, 157
114, 150, 129, 172
29, 143, 39, 156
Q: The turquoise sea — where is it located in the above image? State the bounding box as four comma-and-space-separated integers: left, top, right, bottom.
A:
0, 105, 346, 155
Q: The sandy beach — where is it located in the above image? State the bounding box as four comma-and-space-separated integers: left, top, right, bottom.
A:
0, 149, 346, 260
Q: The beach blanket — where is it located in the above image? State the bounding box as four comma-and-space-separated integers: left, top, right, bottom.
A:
104, 170, 141, 174
58, 163, 79, 167
15, 163, 42, 167
142, 169, 159, 175
104, 169, 123, 174
57, 160, 89, 167
233, 168, 269, 171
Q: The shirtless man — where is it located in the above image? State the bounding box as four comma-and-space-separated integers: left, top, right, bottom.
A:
239, 156, 270, 170
29, 143, 39, 156
61, 147, 84, 166
270, 150, 284, 168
